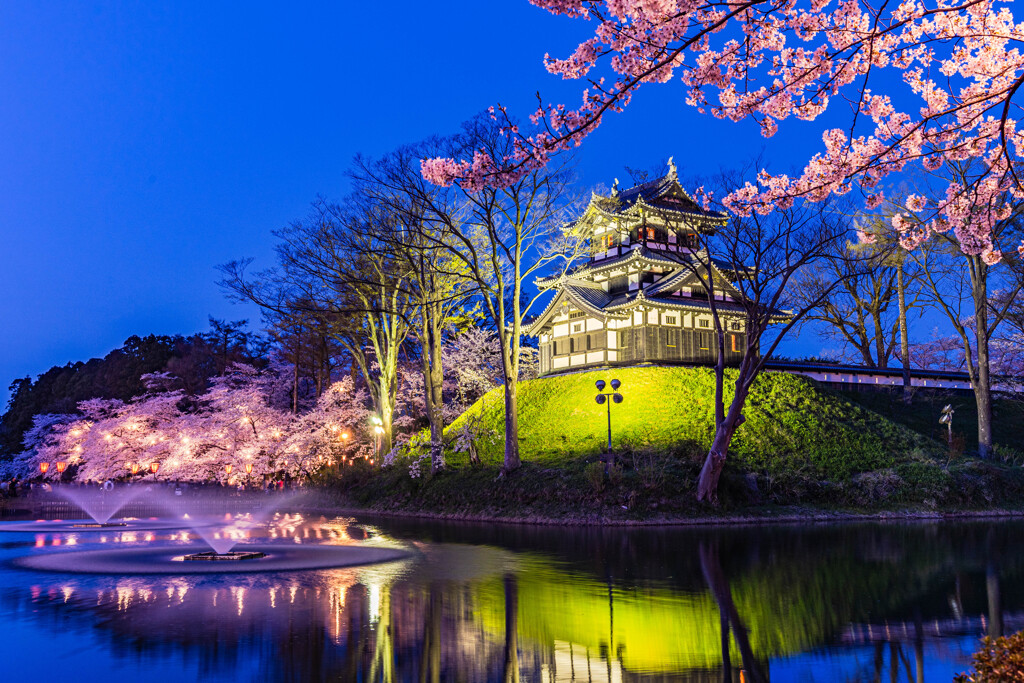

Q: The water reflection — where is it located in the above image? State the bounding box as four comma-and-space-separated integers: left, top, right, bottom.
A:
0, 517, 1021, 681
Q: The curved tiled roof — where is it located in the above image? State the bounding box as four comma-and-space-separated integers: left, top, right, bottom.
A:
594, 168, 728, 222
537, 246, 701, 286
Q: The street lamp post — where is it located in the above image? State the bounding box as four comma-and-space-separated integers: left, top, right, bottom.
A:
939, 404, 955, 446
370, 417, 384, 461
595, 379, 624, 474
339, 431, 350, 472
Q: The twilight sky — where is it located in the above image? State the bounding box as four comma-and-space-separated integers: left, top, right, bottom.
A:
0, 1, 856, 406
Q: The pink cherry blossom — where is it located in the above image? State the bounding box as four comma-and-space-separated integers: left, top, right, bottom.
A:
424, 0, 1024, 258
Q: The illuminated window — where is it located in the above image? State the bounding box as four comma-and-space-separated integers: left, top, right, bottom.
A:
699, 319, 710, 328
665, 316, 677, 325
731, 334, 739, 352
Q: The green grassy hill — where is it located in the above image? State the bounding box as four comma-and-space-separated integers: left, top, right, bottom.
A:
338, 366, 1024, 519
445, 366, 937, 479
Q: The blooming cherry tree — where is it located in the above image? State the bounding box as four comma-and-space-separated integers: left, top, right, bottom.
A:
13, 362, 383, 484
423, 0, 1024, 259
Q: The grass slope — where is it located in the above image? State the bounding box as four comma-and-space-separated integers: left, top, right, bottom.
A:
335, 366, 1024, 520
839, 389, 1024, 457
445, 366, 935, 478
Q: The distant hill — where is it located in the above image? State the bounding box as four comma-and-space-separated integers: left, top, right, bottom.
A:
444, 365, 939, 478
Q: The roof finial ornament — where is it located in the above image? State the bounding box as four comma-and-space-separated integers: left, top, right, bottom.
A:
611, 178, 619, 197
667, 156, 677, 178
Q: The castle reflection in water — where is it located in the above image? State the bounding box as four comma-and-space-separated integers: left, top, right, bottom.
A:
1, 514, 1020, 682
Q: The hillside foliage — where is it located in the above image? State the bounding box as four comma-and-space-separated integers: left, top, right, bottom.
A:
444, 366, 938, 479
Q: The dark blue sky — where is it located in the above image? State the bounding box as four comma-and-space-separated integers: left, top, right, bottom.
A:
1, 2, 853, 405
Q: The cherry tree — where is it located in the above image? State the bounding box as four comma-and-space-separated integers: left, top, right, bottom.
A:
442, 327, 508, 414
24, 392, 185, 483
13, 362, 371, 484
182, 363, 296, 482
284, 376, 374, 476
423, 0, 1024, 261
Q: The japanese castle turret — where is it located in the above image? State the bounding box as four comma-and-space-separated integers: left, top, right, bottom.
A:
528, 159, 753, 376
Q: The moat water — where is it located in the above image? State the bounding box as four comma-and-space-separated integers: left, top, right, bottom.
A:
0, 512, 1018, 681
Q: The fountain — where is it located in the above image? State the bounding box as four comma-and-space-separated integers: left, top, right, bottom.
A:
14, 542, 410, 574
0, 483, 192, 533
166, 491, 301, 560
11, 489, 413, 573
55, 484, 145, 527
182, 550, 266, 561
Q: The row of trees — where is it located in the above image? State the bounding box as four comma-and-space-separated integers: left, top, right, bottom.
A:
793, 163, 1024, 459
9, 325, 513, 483
5, 155, 1021, 501
220, 117, 580, 476
6, 153, 1022, 500
0, 320, 265, 456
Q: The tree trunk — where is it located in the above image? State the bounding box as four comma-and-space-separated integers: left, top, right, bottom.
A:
897, 266, 912, 403
422, 314, 446, 473
378, 372, 396, 458
292, 349, 300, 415
502, 380, 520, 472
715, 330, 726, 429
313, 339, 323, 398
697, 377, 750, 503
698, 542, 767, 683
503, 574, 520, 683
872, 308, 888, 368
972, 264, 993, 459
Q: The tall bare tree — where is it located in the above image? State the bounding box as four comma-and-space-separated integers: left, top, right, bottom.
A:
420, 117, 587, 473
898, 161, 1024, 458
222, 199, 415, 457
792, 219, 923, 387
692, 189, 850, 502
350, 145, 477, 473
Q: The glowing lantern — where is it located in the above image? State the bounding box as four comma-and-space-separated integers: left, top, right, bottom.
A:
224, 464, 233, 475
341, 432, 350, 441
39, 462, 50, 474
244, 463, 253, 474
55, 461, 68, 474
150, 462, 160, 474
130, 462, 140, 475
